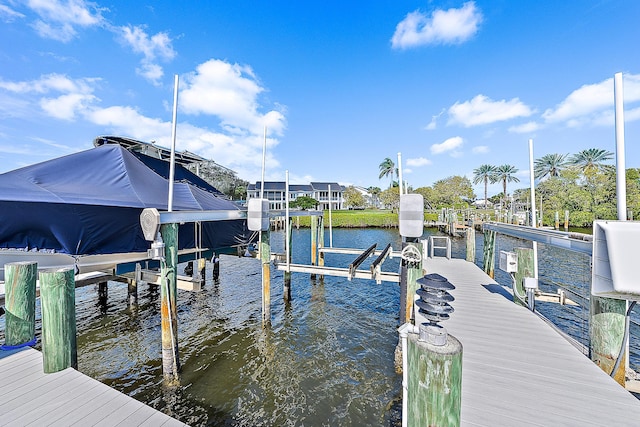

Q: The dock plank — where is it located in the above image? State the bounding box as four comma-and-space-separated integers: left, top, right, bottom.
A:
0, 347, 187, 426
419, 257, 640, 426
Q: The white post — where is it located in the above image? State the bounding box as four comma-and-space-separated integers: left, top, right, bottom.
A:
285, 170, 290, 272
260, 126, 267, 200
528, 138, 538, 278
614, 72, 627, 221
397, 152, 404, 196
167, 74, 179, 212
328, 184, 333, 247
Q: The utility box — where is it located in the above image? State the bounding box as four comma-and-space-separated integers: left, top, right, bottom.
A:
499, 250, 518, 273
247, 198, 270, 232
399, 194, 424, 238
592, 220, 640, 300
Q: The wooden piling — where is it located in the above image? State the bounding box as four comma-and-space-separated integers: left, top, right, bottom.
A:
160, 223, 180, 384
213, 253, 220, 280
198, 258, 206, 286
284, 217, 293, 301
564, 210, 569, 231
128, 263, 140, 306
3, 261, 37, 347
590, 297, 627, 385
514, 248, 534, 307
555, 211, 560, 230
465, 227, 475, 263
260, 228, 271, 323
407, 332, 462, 427
482, 230, 496, 279
39, 268, 77, 373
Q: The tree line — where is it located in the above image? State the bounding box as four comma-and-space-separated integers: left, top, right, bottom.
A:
362, 149, 637, 227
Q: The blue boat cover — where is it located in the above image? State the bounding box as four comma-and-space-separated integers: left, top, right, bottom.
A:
0, 144, 250, 255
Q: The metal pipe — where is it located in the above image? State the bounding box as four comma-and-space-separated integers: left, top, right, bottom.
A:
528, 138, 539, 278
397, 152, 404, 196
167, 74, 179, 212
285, 170, 290, 272
260, 126, 266, 200
614, 72, 627, 221
328, 184, 333, 247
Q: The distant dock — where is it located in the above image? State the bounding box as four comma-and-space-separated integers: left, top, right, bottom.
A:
418, 257, 640, 426
0, 347, 187, 426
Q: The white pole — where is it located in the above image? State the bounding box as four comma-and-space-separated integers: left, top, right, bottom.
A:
614, 72, 627, 221
328, 184, 333, 247
260, 126, 267, 200
528, 138, 538, 278
167, 74, 179, 212
285, 170, 290, 272
397, 152, 404, 196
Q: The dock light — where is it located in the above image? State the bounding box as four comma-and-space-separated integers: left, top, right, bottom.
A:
399, 194, 424, 238
416, 273, 455, 346
247, 199, 270, 232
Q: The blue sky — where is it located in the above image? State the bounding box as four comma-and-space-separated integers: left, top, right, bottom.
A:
1, 1, 639, 198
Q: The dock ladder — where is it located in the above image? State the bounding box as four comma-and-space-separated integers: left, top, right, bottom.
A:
422, 236, 451, 259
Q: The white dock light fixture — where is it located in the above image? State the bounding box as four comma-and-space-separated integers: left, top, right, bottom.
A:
592, 220, 640, 300
248, 198, 270, 232
399, 194, 424, 238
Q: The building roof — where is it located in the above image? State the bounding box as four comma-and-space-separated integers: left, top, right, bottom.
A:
248, 182, 340, 192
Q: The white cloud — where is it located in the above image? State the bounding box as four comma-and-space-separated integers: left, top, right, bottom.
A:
431, 136, 463, 155
542, 73, 640, 127
448, 94, 534, 127
0, 73, 99, 120
180, 59, 286, 136
0, 4, 25, 22
119, 25, 175, 86
424, 108, 445, 130
27, 0, 104, 42
472, 145, 489, 154
406, 157, 432, 167
509, 121, 541, 133
391, 1, 482, 50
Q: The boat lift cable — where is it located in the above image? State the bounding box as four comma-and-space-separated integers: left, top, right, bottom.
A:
611, 300, 637, 378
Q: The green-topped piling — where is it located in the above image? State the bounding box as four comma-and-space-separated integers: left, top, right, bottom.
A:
3, 261, 37, 347
39, 268, 77, 373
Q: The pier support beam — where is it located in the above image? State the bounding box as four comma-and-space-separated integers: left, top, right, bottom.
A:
160, 223, 180, 384
260, 228, 271, 324
590, 297, 627, 385
40, 268, 77, 373
198, 258, 206, 286
482, 229, 496, 279
406, 330, 462, 427
3, 261, 37, 348
465, 227, 475, 263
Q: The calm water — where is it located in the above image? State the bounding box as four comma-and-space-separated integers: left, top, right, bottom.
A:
2, 227, 638, 425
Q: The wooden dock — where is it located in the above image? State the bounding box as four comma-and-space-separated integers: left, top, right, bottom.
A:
0, 347, 187, 426
419, 257, 640, 426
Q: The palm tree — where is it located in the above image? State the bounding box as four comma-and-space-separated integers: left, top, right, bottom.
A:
534, 153, 568, 180
494, 164, 520, 207
472, 164, 497, 209
378, 158, 395, 188
567, 148, 614, 176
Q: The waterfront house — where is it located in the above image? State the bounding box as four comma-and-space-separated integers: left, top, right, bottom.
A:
247, 182, 345, 210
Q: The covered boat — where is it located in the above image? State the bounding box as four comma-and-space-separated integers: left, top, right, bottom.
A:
0, 143, 251, 278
